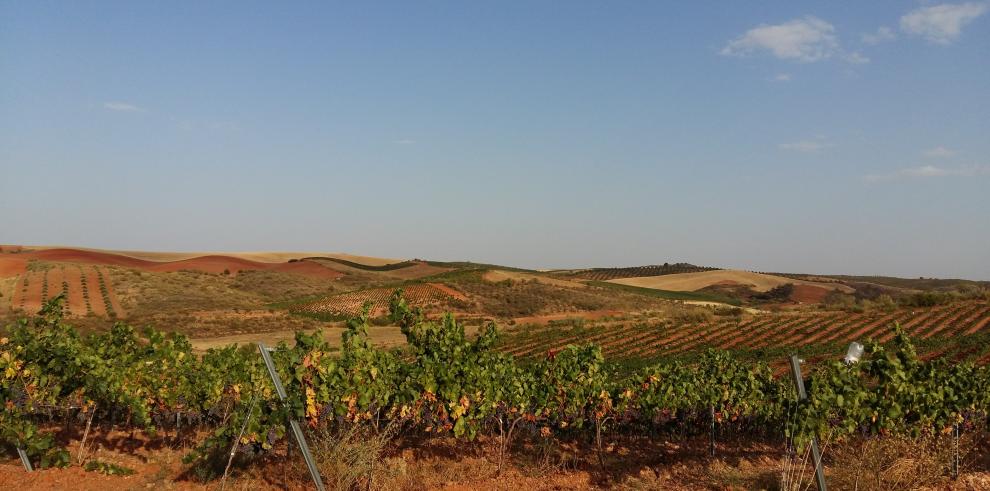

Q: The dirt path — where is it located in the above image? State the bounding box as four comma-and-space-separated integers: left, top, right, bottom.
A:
22, 271, 44, 314
60, 266, 86, 316
9, 274, 25, 312
97, 267, 126, 318
82, 267, 107, 317
965, 308, 990, 335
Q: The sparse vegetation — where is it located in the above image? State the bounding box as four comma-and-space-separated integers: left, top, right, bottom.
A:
557, 263, 719, 281
589, 280, 742, 306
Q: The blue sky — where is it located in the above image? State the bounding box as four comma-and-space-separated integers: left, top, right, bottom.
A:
2, 1, 988, 279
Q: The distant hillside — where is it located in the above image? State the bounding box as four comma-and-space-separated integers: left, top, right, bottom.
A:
608, 269, 855, 294
820, 275, 990, 292
553, 263, 719, 281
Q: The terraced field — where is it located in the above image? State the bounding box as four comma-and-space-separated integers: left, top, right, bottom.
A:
498, 301, 990, 366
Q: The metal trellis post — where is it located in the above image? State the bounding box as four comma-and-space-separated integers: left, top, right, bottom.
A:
17, 447, 33, 472
258, 342, 326, 491
790, 355, 827, 491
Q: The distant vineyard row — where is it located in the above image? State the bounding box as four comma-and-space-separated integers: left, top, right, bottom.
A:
500, 301, 990, 366
557, 263, 720, 281
8, 264, 122, 318
291, 283, 463, 318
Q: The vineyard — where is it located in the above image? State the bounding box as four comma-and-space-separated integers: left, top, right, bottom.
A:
7, 264, 123, 319
3, 293, 990, 488
499, 301, 990, 367
556, 263, 720, 281
290, 283, 465, 318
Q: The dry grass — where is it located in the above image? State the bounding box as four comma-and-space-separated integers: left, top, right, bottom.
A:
825, 433, 975, 491
307, 423, 400, 491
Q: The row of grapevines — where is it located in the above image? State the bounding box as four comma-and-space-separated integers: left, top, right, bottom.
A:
3, 293, 989, 473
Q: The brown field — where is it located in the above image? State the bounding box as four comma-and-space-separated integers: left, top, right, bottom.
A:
483, 269, 587, 288
608, 269, 855, 294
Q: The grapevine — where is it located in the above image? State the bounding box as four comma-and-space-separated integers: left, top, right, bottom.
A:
1, 294, 988, 475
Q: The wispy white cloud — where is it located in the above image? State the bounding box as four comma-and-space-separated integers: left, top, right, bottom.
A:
862, 26, 897, 44
924, 146, 957, 158
393, 139, 416, 145
772, 73, 792, 82
900, 2, 988, 44
103, 101, 144, 112
722, 16, 868, 65
864, 164, 989, 181
778, 138, 832, 152
722, 16, 839, 62
843, 51, 870, 64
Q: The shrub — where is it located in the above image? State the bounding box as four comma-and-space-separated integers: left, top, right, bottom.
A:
754, 283, 794, 302
671, 308, 713, 324
901, 291, 956, 308
823, 291, 859, 311
864, 294, 897, 312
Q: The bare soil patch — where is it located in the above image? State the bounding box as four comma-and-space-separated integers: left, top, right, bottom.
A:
788, 283, 832, 303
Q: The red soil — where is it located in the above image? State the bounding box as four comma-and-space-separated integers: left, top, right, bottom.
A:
82, 267, 108, 317
800, 313, 864, 345
788, 284, 830, 304
427, 282, 469, 301
21, 271, 44, 314
8, 275, 22, 310
61, 266, 88, 316
718, 317, 777, 350
9, 264, 124, 318
777, 313, 843, 347
0, 257, 24, 277
965, 309, 990, 335
100, 267, 127, 318
270, 260, 345, 279
922, 304, 981, 338
0, 248, 343, 280
878, 309, 941, 342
